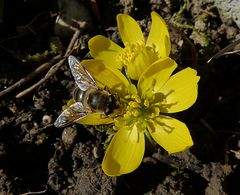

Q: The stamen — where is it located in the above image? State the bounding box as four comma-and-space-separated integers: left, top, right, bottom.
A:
144, 99, 150, 107
117, 90, 162, 134
132, 110, 140, 117
132, 95, 141, 103
149, 107, 160, 118
129, 101, 140, 108
117, 42, 145, 66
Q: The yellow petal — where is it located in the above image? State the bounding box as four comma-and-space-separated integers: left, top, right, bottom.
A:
117, 14, 144, 46
102, 124, 145, 176
88, 35, 123, 69
82, 59, 130, 97
127, 46, 159, 80
138, 57, 177, 98
146, 11, 171, 58
77, 113, 113, 125
159, 68, 200, 113
148, 115, 193, 153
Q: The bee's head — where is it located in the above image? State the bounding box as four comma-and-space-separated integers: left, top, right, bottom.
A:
104, 95, 117, 115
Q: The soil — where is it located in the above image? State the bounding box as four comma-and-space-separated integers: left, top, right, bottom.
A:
0, 0, 240, 194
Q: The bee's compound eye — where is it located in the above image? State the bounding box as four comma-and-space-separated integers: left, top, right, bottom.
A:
104, 107, 111, 115
104, 95, 116, 115
109, 95, 116, 104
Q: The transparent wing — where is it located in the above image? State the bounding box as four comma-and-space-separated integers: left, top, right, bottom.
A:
54, 102, 91, 128
68, 55, 98, 91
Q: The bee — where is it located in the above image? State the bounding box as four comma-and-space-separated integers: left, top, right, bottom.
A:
54, 55, 117, 128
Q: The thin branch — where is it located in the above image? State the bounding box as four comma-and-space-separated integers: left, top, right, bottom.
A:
20, 189, 46, 195
223, 49, 240, 56
64, 30, 81, 57
15, 58, 66, 98
15, 30, 80, 98
0, 54, 61, 98
207, 37, 240, 63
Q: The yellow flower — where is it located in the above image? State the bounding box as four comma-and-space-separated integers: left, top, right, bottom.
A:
76, 58, 199, 176
88, 11, 171, 80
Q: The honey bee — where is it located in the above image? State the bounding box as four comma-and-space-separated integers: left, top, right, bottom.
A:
54, 55, 117, 128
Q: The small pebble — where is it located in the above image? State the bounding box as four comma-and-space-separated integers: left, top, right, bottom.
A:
42, 115, 53, 125
62, 127, 77, 145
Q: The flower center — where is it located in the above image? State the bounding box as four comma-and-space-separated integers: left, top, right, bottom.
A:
117, 42, 145, 66
114, 92, 161, 133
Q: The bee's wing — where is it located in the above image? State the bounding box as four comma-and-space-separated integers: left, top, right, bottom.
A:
54, 102, 91, 128
68, 55, 98, 91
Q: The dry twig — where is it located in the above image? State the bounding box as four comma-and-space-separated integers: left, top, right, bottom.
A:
207, 37, 240, 63
0, 30, 80, 99
0, 54, 61, 98
20, 189, 47, 195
